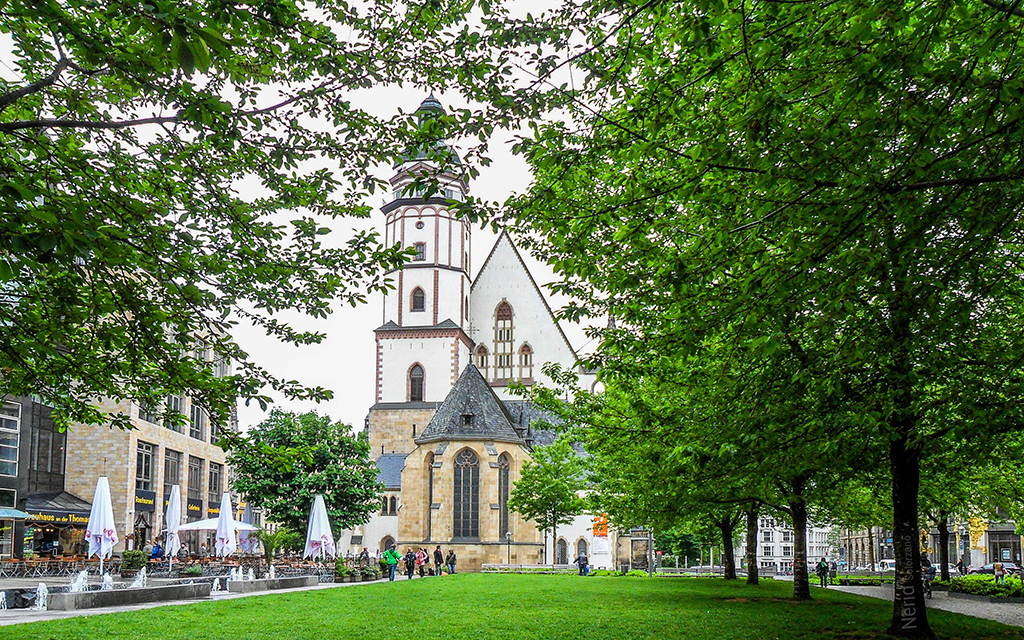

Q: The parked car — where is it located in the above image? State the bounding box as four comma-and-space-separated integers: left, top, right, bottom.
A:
969, 562, 1021, 575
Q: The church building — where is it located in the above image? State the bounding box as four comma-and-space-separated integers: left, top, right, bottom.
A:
344, 96, 619, 571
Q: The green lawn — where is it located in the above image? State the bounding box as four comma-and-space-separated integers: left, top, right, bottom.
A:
6, 575, 1023, 640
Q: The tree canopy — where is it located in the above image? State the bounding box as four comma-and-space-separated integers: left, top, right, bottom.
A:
228, 409, 381, 533
462, 2, 1024, 636
0, 0, 487, 430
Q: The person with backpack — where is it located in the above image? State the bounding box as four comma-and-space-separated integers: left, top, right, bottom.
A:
416, 547, 428, 577
382, 545, 402, 581
815, 557, 829, 588
404, 548, 417, 579
445, 549, 457, 575
573, 551, 589, 576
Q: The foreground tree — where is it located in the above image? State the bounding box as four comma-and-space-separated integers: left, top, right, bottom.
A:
507, 435, 587, 563
480, 3, 1024, 635
229, 409, 381, 533
0, 2, 484, 430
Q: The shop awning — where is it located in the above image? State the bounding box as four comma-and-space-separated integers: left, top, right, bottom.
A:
23, 491, 92, 526
0, 507, 31, 519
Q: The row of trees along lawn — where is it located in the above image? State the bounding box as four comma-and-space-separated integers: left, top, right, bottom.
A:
449, 2, 1024, 639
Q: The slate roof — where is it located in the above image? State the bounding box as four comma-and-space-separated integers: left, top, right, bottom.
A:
415, 364, 524, 445
24, 491, 93, 515
376, 454, 408, 490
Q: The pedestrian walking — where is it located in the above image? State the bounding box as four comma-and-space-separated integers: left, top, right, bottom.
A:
404, 548, 417, 579
434, 545, 444, 576
828, 561, 838, 585
815, 557, 829, 588
358, 547, 370, 567
955, 558, 965, 576
445, 549, 457, 575
994, 560, 1007, 585
573, 551, 589, 576
382, 545, 402, 581
416, 547, 428, 577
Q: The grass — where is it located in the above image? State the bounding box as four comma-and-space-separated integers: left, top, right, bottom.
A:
5, 574, 1024, 640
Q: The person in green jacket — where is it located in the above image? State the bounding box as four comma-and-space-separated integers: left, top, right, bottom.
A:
382, 545, 402, 581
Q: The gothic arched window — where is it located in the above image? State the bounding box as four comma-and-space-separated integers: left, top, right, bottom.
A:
494, 302, 514, 380
498, 453, 511, 537
381, 497, 387, 515
411, 287, 425, 312
577, 538, 588, 557
389, 496, 398, 515
519, 343, 533, 380
556, 538, 568, 565
475, 345, 489, 376
453, 448, 480, 539
409, 364, 424, 402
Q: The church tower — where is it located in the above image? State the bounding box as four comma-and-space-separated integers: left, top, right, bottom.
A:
368, 95, 473, 458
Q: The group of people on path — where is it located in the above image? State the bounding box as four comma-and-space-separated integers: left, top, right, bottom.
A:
381, 545, 457, 581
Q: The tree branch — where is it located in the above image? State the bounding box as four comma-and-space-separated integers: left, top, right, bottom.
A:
0, 57, 69, 111
0, 115, 180, 132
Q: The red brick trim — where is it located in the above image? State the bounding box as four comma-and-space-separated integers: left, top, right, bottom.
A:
432, 270, 440, 325
376, 326, 472, 349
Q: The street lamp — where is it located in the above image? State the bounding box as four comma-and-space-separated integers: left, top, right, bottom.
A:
506, 531, 512, 565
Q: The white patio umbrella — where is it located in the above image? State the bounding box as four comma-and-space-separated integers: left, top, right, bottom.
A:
214, 493, 236, 557
164, 485, 182, 573
238, 503, 258, 554
303, 494, 336, 560
84, 476, 118, 575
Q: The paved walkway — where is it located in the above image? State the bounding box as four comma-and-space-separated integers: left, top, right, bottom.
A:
830, 584, 1024, 628
0, 575, 411, 627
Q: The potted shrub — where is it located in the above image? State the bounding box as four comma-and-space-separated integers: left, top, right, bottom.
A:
120, 550, 147, 578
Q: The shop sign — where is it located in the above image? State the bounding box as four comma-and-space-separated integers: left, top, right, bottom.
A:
207, 503, 221, 518
134, 490, 156, 513
25, 510, 89, 525
186, 498, 203, 519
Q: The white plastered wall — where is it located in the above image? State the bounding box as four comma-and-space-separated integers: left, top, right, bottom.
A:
470, 233, 595, 400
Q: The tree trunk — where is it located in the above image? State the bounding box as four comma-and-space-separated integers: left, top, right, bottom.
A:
886, 437, 934, 638
937, 512, 950, 582
718, 516, 738, 580
868, 525, 876, 571
745, 505, 759, 585
791, 496, 811, 600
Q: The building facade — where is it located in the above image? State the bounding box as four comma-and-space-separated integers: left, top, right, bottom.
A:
347, 96, 618, 571
736, 515, 837, 573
